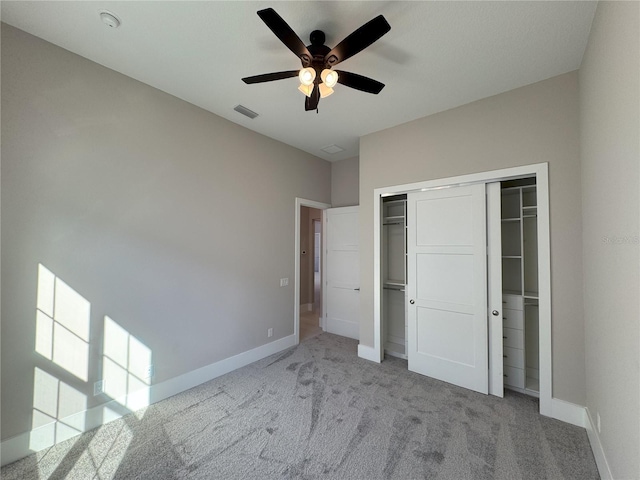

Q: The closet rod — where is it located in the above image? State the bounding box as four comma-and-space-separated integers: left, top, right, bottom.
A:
383, 286, 405, 292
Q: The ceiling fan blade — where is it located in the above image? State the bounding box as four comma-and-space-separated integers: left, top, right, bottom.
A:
257, 8, 312, 65
242, 71, 299, 84
305, 85, 320, 111
335, 70, 385, 94
324, 15, 391, 66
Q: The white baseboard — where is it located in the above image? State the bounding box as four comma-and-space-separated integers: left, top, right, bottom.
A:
546, 398, 614, 480
357, 344, 381, 363
0, 334, 296, 467
300, 303, 313, 312
550, 398, 586, 427
584, 407, 613, 480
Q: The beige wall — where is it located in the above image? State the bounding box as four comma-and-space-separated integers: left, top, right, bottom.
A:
1, 25, 330, 441
579, 2, 640, 478
360, 72, 585, 405
331, 156, 359, 207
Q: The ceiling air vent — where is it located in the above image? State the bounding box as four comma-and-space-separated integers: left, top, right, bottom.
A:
321, 144, 345, 154
233, 105, 259, 119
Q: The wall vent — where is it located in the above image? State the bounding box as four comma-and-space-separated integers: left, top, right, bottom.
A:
233, 105, 259, 119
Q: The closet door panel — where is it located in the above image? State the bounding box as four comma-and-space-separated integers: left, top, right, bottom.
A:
407, 184, 488, 395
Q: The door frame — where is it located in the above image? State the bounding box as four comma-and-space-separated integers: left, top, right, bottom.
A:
371, 163, 552, 416
294, 198, 331, 345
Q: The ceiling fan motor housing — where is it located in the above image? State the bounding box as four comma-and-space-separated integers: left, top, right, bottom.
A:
306, 33, 333, 83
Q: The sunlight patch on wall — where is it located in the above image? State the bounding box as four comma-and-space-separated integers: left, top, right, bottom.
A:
35, 264, 90, 381
103, 316, 152, 411
29, 368, 87, 451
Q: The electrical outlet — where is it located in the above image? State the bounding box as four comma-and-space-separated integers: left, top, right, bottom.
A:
268, 328, 273, 338
94, 380, 105, 396
145, 365, 155, 379
280, 278, 289, 287
597, 412, 601, 433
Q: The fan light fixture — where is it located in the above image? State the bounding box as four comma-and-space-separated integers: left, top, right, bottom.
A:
242, 8, 390, 112
298, 84, 314, 97
299, 67, 316, 86
321, 69, 339, 88
319, 84, 334, 98
298, 67, 316, 97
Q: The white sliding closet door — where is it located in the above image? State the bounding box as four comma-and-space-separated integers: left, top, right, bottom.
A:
325, 206, 359, 339
487, 182, 504, 396
407, 184, 488, 394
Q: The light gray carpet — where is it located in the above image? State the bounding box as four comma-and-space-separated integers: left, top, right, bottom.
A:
2, 333, 599, 479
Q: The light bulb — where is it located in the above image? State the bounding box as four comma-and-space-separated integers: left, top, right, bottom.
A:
298, 83, 314, 97
319, 83, 334, 98
321, 69, 339, 88
298, 67, 316, 86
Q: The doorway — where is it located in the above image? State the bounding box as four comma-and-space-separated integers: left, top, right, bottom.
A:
299, 206, 323, 342
370, 163, 552, 416
294, 198, 330, 345
313, 220, 322, 314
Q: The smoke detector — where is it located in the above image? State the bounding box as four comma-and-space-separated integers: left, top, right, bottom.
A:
99, 11, 121, 29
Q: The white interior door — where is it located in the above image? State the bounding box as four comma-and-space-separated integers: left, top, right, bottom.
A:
487, 182, 504, 396
407, 184, 488, 394
325, 206, 359, 339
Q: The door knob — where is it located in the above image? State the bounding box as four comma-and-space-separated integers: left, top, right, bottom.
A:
409, 299, 415, 304
492, 310, 499, 316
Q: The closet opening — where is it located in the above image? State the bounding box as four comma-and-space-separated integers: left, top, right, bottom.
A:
382, 195, 407, 359
371, 163, 552, 416
500, 177, 540, 397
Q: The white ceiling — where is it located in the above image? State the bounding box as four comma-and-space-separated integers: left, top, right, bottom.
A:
1, 1, 597, 162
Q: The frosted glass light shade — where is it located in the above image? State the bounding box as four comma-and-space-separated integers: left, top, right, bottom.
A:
298, 83, 314, 97
321, 69, 339, 88
298, 67, 316, 86
319, 83, 334, 98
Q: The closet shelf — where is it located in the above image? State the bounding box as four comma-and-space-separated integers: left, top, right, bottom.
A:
501, 218, 521, 222
503, 289, 522, 296
502, 255, 522, 259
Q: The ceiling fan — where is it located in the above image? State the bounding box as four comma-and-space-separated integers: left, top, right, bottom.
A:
242, 8, 391, 112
